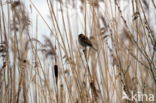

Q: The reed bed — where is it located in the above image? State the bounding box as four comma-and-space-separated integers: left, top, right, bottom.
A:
0, 0, 156, 103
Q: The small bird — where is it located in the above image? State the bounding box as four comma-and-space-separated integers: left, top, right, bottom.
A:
154, 42, 156, 51
78, 34, 97, 51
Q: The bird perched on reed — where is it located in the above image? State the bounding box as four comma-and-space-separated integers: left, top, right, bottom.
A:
78, 33, 97, 51
154, 41, 156, 51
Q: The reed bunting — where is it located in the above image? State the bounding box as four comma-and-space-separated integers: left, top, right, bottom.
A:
78, 34, 97, 51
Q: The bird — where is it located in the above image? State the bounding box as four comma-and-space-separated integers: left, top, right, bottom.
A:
154, 42, 156, 51
78, 33, 97, 51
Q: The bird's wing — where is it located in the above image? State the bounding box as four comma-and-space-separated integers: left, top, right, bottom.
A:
82, 36, 92, 47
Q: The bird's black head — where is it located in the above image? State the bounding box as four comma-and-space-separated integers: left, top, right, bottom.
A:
79, 33, 84, 38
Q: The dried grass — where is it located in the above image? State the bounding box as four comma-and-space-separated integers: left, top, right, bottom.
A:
0, 0, 155, 103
